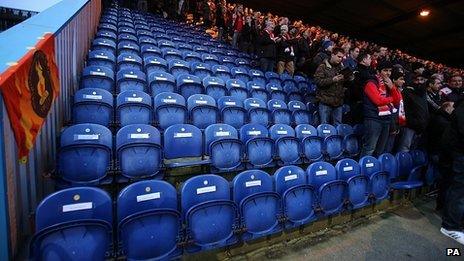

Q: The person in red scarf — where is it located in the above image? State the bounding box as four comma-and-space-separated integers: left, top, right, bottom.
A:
231, 5, 244, 48
256, 20, 277, 72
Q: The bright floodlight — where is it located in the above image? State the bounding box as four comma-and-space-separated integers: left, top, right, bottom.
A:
420, 9, 430, 17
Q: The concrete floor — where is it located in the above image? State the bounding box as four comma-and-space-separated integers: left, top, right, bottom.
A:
233, 198, 462, 261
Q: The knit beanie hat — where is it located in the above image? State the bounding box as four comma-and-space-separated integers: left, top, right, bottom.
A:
377, 60, 393, 71
391, 67, 404, 80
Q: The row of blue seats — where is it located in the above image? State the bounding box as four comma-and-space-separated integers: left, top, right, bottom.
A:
74, 90, 317, 129
33, 153, 426, 260
58, 122, 361, 184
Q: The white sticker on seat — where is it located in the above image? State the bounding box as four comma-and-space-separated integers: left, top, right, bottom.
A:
293, 105, 301, 108
231, 83, 240, 87
322, 130, 331, 134
343, 166, 354, 172
75, 134, 99, 140
130, 133, 150, 139
155, 77, 168, 81
95, 55, 109, 59
252, 72, 261, 76
249, 103, 260, 107
127, 97, 143, 102
215, 131, 230, 137
124, 58, 136, 62
162, 99, 176, 103
277, 130, 288, 135
273, 104, 282, 108
174, 132, 193, 138
270, 87, 278, 90
251, 85, 261, 89
245, 180, 262, 187
315, 170, 328, 176
196, 66, 206, 69
150, 60, 161, 65
83, 94, 103, 100
217, 68, 226, 72
182, 79, 194, 83
197, 185, 216, 194
285, 174, 298, 181
365, 163, 374, 168
174, 63, 184, 67
195, 100, 208, 104
90, 71, 106, 76
301, 130, 312, 134
136, 192, 160, 202
63, 202, 93, 212
224, 101, 236, 106
248, 130, 261, 135
124, 74, 138, 79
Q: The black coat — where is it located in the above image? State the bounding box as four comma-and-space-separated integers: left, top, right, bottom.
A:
441, 99, 464, 171
402, 84, 430, 133
256, 30, 276, 59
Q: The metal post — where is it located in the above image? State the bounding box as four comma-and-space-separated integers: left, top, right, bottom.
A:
0, 94, 11, 260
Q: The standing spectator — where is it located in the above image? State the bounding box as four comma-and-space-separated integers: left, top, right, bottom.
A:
426, 76, 443, 113
256, 20, 277, 72
385, 67, 406, 153
360, 61, 402, 156
276, 25, 296, 75
295, 28, 311, 70
310, 40, 334, 76
344, 46, 360, 70
350, 51, 375, 124
313, 47, 347, 125
441, 74, 463, 102
231, 5, 244, 48
396, 73, 430, 152
238, 15, 255, 53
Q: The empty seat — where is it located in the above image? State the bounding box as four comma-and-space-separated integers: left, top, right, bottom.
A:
226, 79, 248, 102
92, 38, 116, 54
187, 94, 219, 129
361, 156, 390, 201
73, 88, 113, 126
87, 50, 116, 71
181, 175, 239, 252
163, 124, 207, 167
183, 51, 202, 63
235, 58, 249, 67
158, 39, 176, 50
144, 55, 168, 75
317, 123, 337, 139
177, 43, 193, 51
307, 161, 346, 216
58, 124, 112, 184
176, 74, 203, 100
274, 165, 316, 228
148, 71, 176, 97
266, 82, 286, 102
117, 180, 181, 260
205, 124, 243, 172
30, 187, 113, 261
117, 42, 140, 57
153, 92, 187, 130
411, 150, 427, 168
220, 56, 236, 68
233, 170, 282, 240
117, 53, 143, 71
270, 124, 301, 165
116, 69, 147, 93
281, 75, 302, 101
391, 152, 423, 189
268, 99, 291, 125
335, 159, 368, 209
117, 90, 152, 126
118, 33, 138, 46
141, 45, 162, 58
265, 71, 280, 85
323, 134, 344, 161
288, 101, 312, 125
191, 62, 212, 79
249, 69, 266, 85
81, 65, 114, 93
244, 98, 270, 127
295, 75, 309, 92
231, 67, 250, 83
162, 48, 183, 60
116, 124, 163, 179
217, 96, 246, 129
247, 81, 269, 103
202, 53, 220, 66
212, 65, 231, 81
203, 76, 227, 100
168, 59, 190, 78
240, 123, 274, 169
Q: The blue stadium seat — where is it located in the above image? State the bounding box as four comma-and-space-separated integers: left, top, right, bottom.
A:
307, 161, 346, 216
220, 56, 236, 68
168, 59, 191, 78
187, 94, 219, 129
212, 65, 231, 81
141, 45, 162, 58
323, 134, 344, 161
73, 88, 113, 126
176, 74, 203, 99
391, 152, 424, 189
98, 23, 117, 33
361, 156, 390, 202
266, 82, 287, 102
247, 81, 269, 103
265, 71, 280, 85
87, 50, 116, 71
117, 53, 143, 71
117, 42, 140, 57
288, 101, 312, 125
231, 67, 250, 83
116, 124, 163, 179
410, 150, 428, 168
144, 55, 168, 75
232, 170, 282, 240
163, 124, 208, 167
235, 58, 250, 67
118, 26, 136, 36
81, 65, 114, 93
317, 124, 338, 139
30, 187, 112, 261
117, 180, 181, 260
92, 38, 116, 54
58, 124, 112, 185
191, 62, 212, 79
153, 92, 187, 130
193, 45, 209, 54
202, 53, 220, 66
116, 69, 147, 93
162, 48, 183, 61
203, 76, 227, 100
336, 124, 354, 137
181, 175, 239, 253
267, 99, 291, 125
205, 124, 243, 172
270, 124, 301, 165
335, 159, 369, 209
117, 90, 152, 126
274, 165, 316, 228
148, 71, 176, 97
138, 35, 156, 46
226, 79, 248, 102
177, 43, 193, 51
240, 123, 274, 169
378, 153, 398, 181
96, 30, 117, 42
244, 98, 270, 127
157, 39, 176, 50
182, 51, 202, 63
294, 75, 309, 92
282, 76, 302, 101
249, 69, 266, 85
217, 96, 246, 129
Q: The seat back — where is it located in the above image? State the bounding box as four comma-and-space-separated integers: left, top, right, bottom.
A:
295, 124, 317, 141
73, 88, 113, 126
148, 71, 175, 96
187, 94, 218, 129
204, 123, 238, 150
164, 124, 203, 159
307, 161, 337, 189
203, 76, 226, 100
81, 65, 114, 92
232, 170, 274, 204
359, 156, 382, 178
116, 90, 152, 126
396, 152, 414, 179
144, 55, 168, 74
269, 124, 295, 140
335, 158, 361, 181
337, 124, 354, 137
116, 68, 147, 93
274, 166, 307, 195
176, 74, 203, 99
317, 124, 337, 139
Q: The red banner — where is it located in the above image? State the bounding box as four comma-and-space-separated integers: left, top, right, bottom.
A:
0, 33, 60, 163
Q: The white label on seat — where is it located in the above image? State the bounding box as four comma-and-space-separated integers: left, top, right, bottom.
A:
285, 174, 298, 181
95, 54, 108, 59
195, 100, 208, 104
83, 94, 103, 100
130, 133, 150, 139
197, 185, 216, 194
196, 66, 206, 69
249, 103, 260, 107
162, 99, 176, 103
98, 42, 111, 46
124, 58, 136, 62
136, 192, 160, 202
217, 68, 226, 72
248, 130, 261, 135
127, 97, 143, 102
277, 130, 288, 135
90, 71, 106, 76
270, 87, 278, 90
231, 83, 240, 87
315, 170, 328, 176
252, 72, 260, 76
124, 74, 138, 79
273, 104, 282, 108
245, 180, 261, 187
365, 163, 374, 168
150, 60, 161, 65
75, 134, 99, 140
174, 63, 184, 66
174, 132, 193, 138
343, 166, 354, 172
63, 202, 93, 212
294, 105, 301, 108
251, 85, 260, 89
167, 51, 176, 54
183, 79, 194, 83
322, 130, 331, 134
215, 131, 230, 137
224, 101, 236, 106
155, 77, 168, 81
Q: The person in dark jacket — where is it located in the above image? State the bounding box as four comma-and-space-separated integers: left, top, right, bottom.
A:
275, 25, 296, 75
441, 74, 464, 102
426, 76, 443, 114
349, 51, 375, 124
440, 98, 464, 245
313, 47, 348, 125
396, 73, 430, 152
310, 40, 333, 76
256, 20, 276, 72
